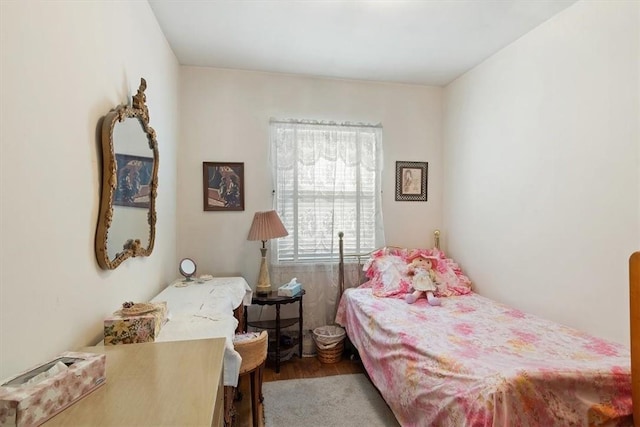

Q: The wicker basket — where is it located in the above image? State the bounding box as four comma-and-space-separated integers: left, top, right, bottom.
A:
313, 325, 346, 364
233, 331, 268, 373
316, 339, 344, 364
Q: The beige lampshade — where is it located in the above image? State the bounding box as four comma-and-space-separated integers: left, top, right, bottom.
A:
247, 210, 288, 241
248, 210, 288, 296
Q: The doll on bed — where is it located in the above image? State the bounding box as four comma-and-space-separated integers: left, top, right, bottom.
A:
405, 254, 441, 306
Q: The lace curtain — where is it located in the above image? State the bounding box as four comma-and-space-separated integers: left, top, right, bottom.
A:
265, 119, 385, 331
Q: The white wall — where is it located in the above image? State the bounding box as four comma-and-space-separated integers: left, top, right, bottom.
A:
178, 68, 442, 288
0, 1, 179, 379
5, 0, 630, 383
443, 0, 639, 345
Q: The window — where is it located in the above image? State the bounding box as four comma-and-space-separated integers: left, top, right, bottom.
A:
270, 119, 384, 262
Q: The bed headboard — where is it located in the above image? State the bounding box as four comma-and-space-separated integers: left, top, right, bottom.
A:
337, 230, 441, 300
630, 252, 640, 423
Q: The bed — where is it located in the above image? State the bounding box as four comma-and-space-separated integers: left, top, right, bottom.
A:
335, 231, 634, 426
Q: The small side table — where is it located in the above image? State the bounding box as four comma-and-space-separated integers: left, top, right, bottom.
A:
245, 290, 305, 373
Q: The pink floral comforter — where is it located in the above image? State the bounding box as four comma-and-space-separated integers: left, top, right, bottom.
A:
335, 288, 632, 427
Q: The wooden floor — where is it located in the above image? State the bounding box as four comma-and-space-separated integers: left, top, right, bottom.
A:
234, 355, 365, 427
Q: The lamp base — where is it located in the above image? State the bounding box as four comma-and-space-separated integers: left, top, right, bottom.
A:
255, 248, 271, 296
255, 285, 271, 296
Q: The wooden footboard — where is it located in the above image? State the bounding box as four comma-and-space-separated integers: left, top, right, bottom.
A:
631, 252, 640, 424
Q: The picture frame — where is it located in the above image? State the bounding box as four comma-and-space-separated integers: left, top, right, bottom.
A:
395, 161, 428, 202
203, 162, 245, 211
113, 153, 154, 208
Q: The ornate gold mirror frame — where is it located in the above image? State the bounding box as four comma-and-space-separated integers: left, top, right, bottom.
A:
95, 78, 159, 269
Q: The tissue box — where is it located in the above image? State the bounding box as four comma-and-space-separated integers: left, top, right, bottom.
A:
278, 282, 302, 297
104, 301, 168, 345
0, 351, 106, 426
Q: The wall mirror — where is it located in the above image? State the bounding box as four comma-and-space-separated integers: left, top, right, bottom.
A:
95, 78, 159, 269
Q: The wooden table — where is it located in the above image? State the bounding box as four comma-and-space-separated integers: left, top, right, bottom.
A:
44, 338, 225, 427
246, 290, 305, 373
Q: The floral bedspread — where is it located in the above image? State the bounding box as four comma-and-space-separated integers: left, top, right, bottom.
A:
335, 288, 632, 427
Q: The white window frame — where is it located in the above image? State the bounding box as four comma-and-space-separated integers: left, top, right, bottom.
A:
270, 119, 385, 263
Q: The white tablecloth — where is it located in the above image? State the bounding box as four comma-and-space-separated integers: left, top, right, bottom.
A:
151, 277, 252, 387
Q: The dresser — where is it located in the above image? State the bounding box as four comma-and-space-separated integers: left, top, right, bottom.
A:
150, 276, 252, 388
44, 338, 225, 427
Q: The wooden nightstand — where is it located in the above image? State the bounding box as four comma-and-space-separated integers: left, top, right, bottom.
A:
245, 290, 305, 373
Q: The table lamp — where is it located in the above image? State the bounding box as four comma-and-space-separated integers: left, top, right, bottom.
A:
247, 210, 288, 296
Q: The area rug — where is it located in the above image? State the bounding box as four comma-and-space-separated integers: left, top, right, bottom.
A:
263, 373, 400, 427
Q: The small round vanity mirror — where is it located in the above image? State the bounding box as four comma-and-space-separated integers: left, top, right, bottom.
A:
179, 258, 197, 282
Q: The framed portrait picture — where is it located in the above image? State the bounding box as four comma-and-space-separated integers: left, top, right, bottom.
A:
395, 161, 428, 202
114, 153, 154, 208
203, 162, 245, 211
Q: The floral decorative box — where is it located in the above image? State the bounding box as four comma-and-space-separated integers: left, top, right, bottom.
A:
104, 301, 168, 345
0, 351, 106, 426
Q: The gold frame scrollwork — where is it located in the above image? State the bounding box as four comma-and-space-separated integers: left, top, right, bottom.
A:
95, 78, 159, 270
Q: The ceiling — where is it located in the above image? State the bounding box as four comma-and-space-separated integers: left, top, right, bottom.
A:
149, 0, 577, 86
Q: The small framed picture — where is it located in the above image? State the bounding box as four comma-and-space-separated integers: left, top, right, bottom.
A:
395, 161, 428, 202
114, 153, 154, 208
203, 162, 245, 211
